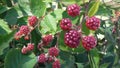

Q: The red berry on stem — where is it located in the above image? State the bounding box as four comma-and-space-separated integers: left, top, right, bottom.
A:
19, 25, 30, 35
82, 36, 97, 51
14, 31, 22, 40
52, 60, 60, 68
38, 54, 46, 63
27, 43, 34, 51
64, 30, 81, 48
28, 16, 38, 27
67, 4, 80, 17
21, 46, 28, 54
42, 34, 53, 46
60, 18, 72, 31
86, 16, 100, 30
48, 47, 59, 57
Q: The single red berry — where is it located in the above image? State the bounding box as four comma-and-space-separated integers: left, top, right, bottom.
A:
60, 18, 72, 30
48, 47, 59, 57
27, 43, 34, 51
19, 25, 30, 35
52, 60, 60, 68
86, 16, 100, 30
67, 4, 80, 17
37, 43, 43, 49
28, 16, 38, 27
42, 34, 53, 46
38, 53, 46, 63
14, 31, 22, 40
64, 30, 81, 48
21, 46, 28, 54
82, 36, 97, 51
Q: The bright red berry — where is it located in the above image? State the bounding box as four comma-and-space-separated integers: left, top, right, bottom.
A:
24, 35, 29, 40
42, 34, 53, 46
82, 36, 97, 51
27, 43, 34, 51
86, 16, 100, 30
52, 60, 60, 68
64, 30, 81, 48
48, 47, 59, 57
38, 53, 46, 63
19, 25, 30, 35
21, 46, 28, 54
60, 18, 72, 30
28, 16, 38, 27
67, 4, 80, 17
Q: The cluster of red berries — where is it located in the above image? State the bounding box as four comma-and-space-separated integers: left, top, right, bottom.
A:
59, 4, 100, 50
21, 43, 34, 54
38, 47, 60, 68
14, 16, 38, 40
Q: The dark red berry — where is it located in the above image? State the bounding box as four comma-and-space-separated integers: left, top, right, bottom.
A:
60, 18, 72, 30
67, 4, 80, 17
48, 47, 59, 57
64, 30, 81, 48
52, 60, 60, 68
27, 43, 34, 51
38, 54, 46, 63
47, 56, 54, 62
21, 46, 28, 54
19, 25, 30, 35
42, 34, 53, 46
86, 16, 100, 30
28, 16, 38, 27
82, 36, 97, 51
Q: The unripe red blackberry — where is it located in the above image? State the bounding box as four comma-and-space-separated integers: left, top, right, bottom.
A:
24, 35, 29, 40
67, 4, 80, 17
27, 43, 34, 51
64, 30, 81, 48
60, 18, 72, 30
19, 25, 30, 35
21, 46, 28, 54
42, 34, 53, 46
38, 53, 46, 63
52, 60, 60, 68
47, 56, 54, 62
82, 36, 97, 51
48, 47, 59, 57
14, 31, 22, 40
86, 16, 100, 30
28, 16, 38, 27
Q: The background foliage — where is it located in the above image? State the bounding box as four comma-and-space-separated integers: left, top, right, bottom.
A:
0, 0, 120, 68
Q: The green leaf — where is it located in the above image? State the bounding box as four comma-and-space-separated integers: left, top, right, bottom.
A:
0, 5, 9, 14
0, 31, 15, 55
0, 19, 11, 35
18, 0, 32, 15
4, 49, 37, 68
88, 0, 100, 17
76, 63, 84, 68
82, 22, 90, 35
40, 14, 57, 34
30, 0, 46, 17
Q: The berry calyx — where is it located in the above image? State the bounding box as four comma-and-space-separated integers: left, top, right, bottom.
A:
27, 43, 34, 51
42, 34, 53, 46
67, 4, 80, 17
64, 30, 81, 48
48, 47, 59, 57
82, 36, 97, 51
21, 46, 28, 54
52, 60, 60, 68
86, 16, 100, 30
19, 25, 30, 35
38, 53, 46, 63
28, 16, 38, 27
60, 18, 72, 31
